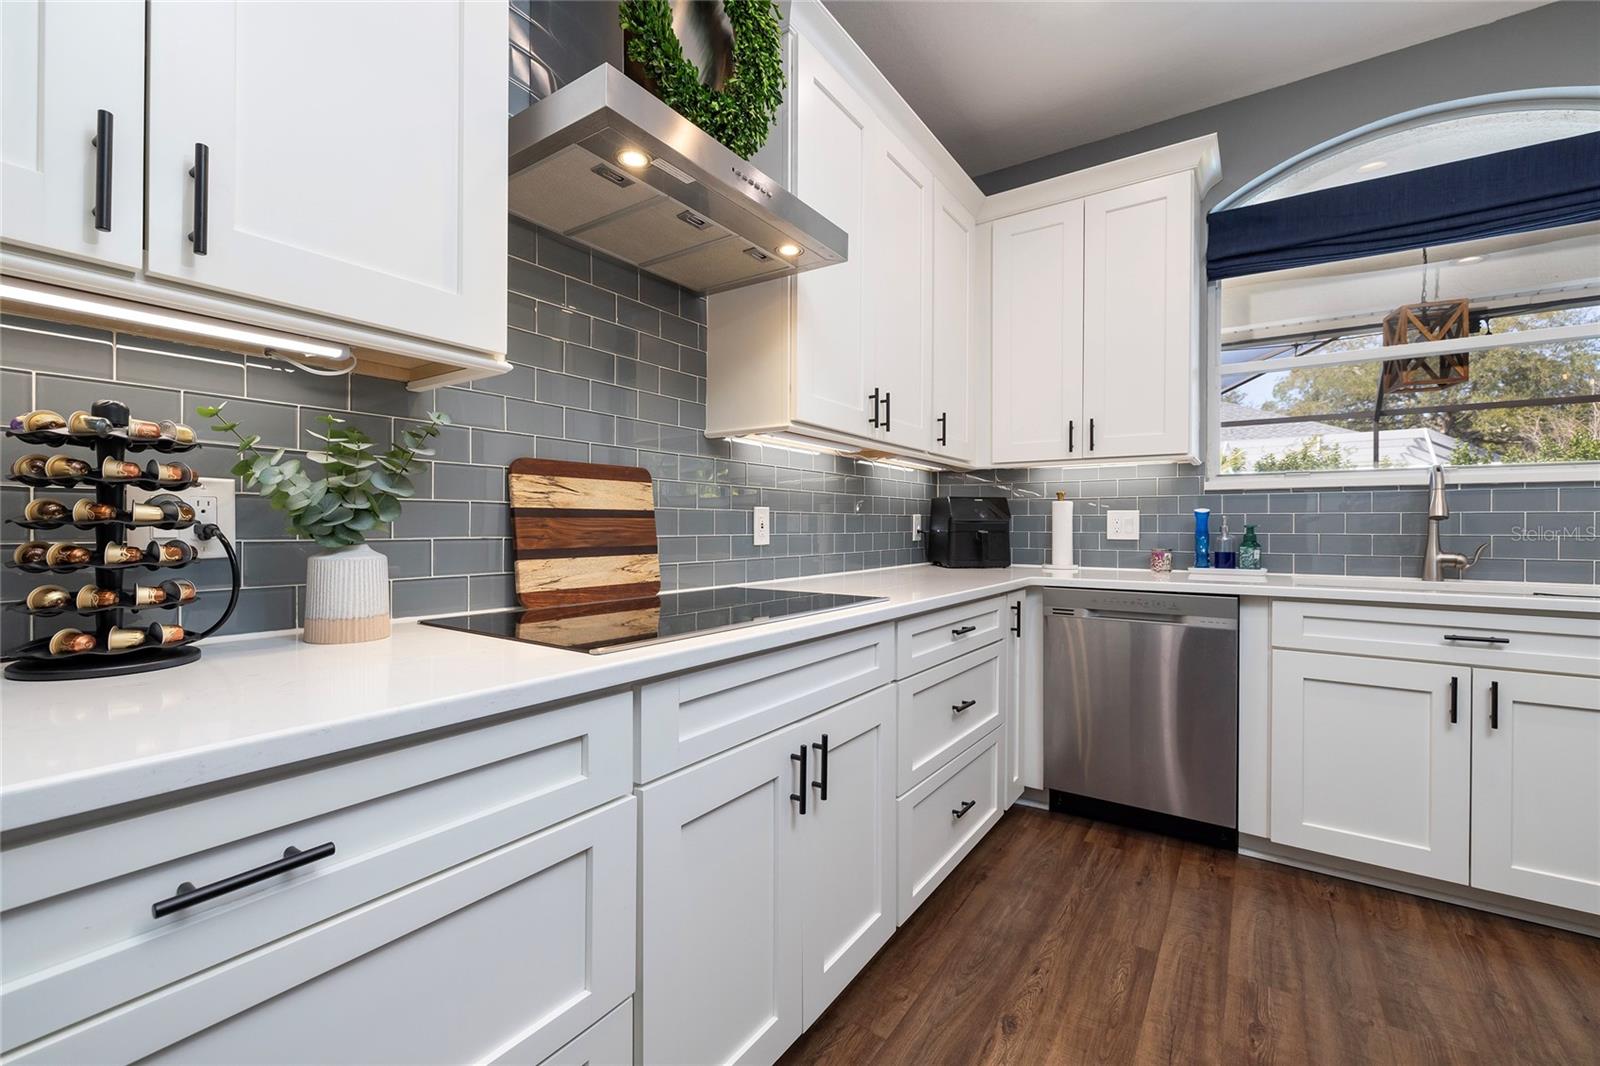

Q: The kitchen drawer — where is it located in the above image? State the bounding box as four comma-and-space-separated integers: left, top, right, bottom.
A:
896, 596, 1006, 677
0, 693, 631, 1053
897, 727, 1003, 923
897, 641, 1003, 793
636, 624, 893, 782
1271, 600, 1600, 677
9, 798, 637, 1066
538, 998, 633, 1066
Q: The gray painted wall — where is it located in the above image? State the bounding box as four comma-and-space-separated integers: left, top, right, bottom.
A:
977, 1, 1600, 202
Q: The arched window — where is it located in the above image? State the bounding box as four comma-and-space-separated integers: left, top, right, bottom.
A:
1212, 92, 1600, 485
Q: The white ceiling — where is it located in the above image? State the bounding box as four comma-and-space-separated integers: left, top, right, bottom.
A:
821, 1, 1548, 178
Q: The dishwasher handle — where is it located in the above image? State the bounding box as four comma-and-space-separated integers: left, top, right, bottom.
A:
1061, 607, 1237, 630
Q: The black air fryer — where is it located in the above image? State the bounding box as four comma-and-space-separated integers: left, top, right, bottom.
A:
927, 496, 1011, 568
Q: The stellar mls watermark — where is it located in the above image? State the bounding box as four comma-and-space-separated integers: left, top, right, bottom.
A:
1511, 523, 1598, 542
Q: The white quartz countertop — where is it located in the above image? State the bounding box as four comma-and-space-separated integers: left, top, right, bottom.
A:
3, 564, 1594, 831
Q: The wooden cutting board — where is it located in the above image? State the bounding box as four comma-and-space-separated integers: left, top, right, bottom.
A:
508, 458, 660, 609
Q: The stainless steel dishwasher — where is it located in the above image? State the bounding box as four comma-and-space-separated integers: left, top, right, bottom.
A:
1043, 588, 1238, 846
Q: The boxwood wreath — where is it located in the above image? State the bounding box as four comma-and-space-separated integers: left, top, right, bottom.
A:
620, 0, 785, 159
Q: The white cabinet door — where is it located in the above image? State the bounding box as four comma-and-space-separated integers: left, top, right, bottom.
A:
792, 35, 873, 439
991, 201, 1084, 464
1081, 171, 1195, 459
798, 688, 896, 1027
1002, 593, 1024, 806
638, 726, 804, 1066
144, 1, 505, 354
1471, 670, 1600, 915
1002, 590, 1044, 801
865, 126, 933, 451
1, 0, 144, 269
1270, 651, 1470, 883
930, 180, 976, 462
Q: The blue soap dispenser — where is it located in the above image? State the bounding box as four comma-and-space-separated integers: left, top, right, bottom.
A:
1193, 508, 1211, 568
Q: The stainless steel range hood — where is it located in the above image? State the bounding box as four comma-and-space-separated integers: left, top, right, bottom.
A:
508, 65, 847, 294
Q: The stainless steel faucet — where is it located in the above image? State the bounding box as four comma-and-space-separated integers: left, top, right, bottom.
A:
1421, 466, 1487, 581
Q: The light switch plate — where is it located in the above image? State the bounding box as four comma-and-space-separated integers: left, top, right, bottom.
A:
1106, 509, 1140, 541
910, 514, 922, 542
753, 506, 771, 546
126, 476, 236, 559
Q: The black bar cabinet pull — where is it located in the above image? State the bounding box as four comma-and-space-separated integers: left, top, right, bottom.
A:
937, 412, 948, 447
92, 110, 113, 232
790, 744, 808, 815
812, 733, 829, 801
1088, 418, 1096, 451
1443, 634, 1510, 645
882, 390, 891, 431
1489, 680, 1500, 730
951, 625, 976, 637
188, 142, 210, 255
152, 842, 334, 918
952, 699, 977, 715
868, 388, 881, 428
952, 800, 976, 820
1011, 601, 1021, 637
1068, 420, 1075, 453
1448, 676, 1458, 724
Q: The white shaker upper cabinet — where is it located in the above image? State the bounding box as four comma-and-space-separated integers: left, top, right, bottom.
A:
144, 0, 505, 354
1471, 670, 1600, 915
792, 35, 874, 438
865, 126, 933, 452
2, 0, 144, 270
1081, 171, 1196, 459
990, 201, 1084, 464
929, 180, 977, 462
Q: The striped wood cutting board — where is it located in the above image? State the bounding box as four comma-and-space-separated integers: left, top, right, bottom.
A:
509, 458, 660, 609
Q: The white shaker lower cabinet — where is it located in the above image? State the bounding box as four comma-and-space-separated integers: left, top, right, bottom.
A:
897, 728, 1004, 923
638, 687, 896, 1066
1471, 670, 1600, 915
1270, 650, 1470, 884
143, 0, 505, 354
19, 798, 637, 1066
1001, 589, 1043, 802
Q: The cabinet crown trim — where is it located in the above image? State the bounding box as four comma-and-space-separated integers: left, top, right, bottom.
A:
979, 134, 1221, 223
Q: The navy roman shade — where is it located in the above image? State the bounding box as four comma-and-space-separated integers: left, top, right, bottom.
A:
1206, 130, 1600, 281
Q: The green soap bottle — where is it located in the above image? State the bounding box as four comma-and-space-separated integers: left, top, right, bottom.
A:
1238, 524, 1262, 570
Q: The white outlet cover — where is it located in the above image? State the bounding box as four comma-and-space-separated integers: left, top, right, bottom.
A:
911, 514, 922, 542
752, 505, 771, 547
126, 476, 236, 559
1106, 509, 1140, 541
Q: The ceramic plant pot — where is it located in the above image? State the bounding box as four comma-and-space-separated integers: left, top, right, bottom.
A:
302, 543, 390, 644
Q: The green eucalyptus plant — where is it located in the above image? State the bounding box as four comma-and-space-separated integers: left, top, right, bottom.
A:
197, 402, 450, 550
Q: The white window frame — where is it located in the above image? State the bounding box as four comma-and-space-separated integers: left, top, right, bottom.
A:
1205, 89, 1600, 491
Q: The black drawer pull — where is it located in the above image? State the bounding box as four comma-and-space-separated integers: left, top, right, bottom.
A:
1088, 418, 1096, 451
790, 744, 808, 815
1068, 419, 1074, 453
868, 388, 881, 429
1443, 634, 1509, 645
1489, 680, 1500, 730
811, 733, 829, 802
1448, 676, 1458, 724
1011, 600, 1021, 637
952, 800, 976, 820
952, 699, 977, 714
92, 109, 113, 232
152, 842, 334, 918
937, 412, 948, 447
951, 625, 977, 638
188, 142, 210, 255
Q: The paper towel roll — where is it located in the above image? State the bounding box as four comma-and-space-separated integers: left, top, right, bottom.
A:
1049, 497, 1074, 572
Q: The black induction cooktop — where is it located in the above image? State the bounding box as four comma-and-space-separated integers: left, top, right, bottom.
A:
420, 585, 885, 654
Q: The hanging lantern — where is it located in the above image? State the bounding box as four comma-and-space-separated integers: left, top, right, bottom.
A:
1380, 297, 1471, 393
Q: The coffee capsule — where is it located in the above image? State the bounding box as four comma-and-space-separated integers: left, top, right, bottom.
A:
148, 461, 194, 484
48, 629, 95, 655
154, 540, 194, 565
133, 584, 169, 606
77, 585, 121, 609
11, 454, 49, 478
101, 457, 143, 480
126, 418, 162, 440
128, 503, 164, 524
161, 579, 197, 604
103, 542, 144, 565
25, 586, 70, 611
158, 420, 197, 444
44, 543, 91, 566
12, 542, 48, 566
72, 499, 119, 522
23, 499, 69, 522
147, 623, 186, 645
8, 410, 66, 433
67, 410, 113, 436
43, 455, 91, 479
107, 626, 148, 651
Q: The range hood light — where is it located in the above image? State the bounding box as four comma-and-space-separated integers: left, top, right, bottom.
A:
616, 148, 651, 170
777, 243, 801, 258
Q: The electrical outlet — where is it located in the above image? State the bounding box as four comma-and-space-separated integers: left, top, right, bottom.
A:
910, 514, 922, 542
1106, 509, 1141, 541
753, 506, 771, 547
126, 476, 236, 559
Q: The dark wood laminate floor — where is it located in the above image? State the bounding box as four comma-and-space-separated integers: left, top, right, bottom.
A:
779, 807, 1600, 1066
